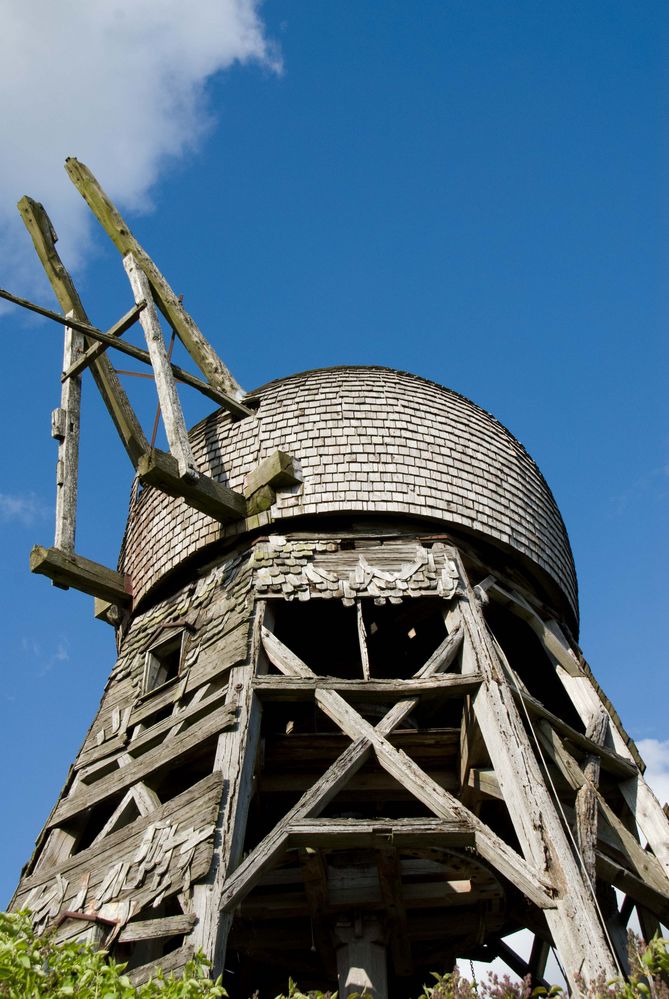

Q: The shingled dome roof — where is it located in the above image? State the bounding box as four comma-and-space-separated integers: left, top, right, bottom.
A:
120, 367, 578, 623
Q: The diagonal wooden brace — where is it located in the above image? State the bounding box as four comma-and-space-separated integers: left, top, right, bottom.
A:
65, 158, 244, 401
124, 254, 197, 480
263, 627, 555, 910
219, 627, 466, 912
17, 196, 149, 468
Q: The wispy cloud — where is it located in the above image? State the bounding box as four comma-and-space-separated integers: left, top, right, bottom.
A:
21, 634, 70, 677
0, 492, 51, 526
637, 737, 669, 808
0, 1, 279, 291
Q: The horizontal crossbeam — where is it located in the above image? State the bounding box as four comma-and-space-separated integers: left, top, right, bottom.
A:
138, 449, 247, 522
30, 545, 131, 606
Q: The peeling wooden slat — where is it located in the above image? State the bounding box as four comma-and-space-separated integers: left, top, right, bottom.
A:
51, 704, 235, 826
118, 913, 196, 943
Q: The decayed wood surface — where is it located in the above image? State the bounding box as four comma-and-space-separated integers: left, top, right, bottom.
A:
17, 196, 149, 466
575, 711, 608, 887
264, 625, 554, 903
452, 549, 619, 984
65, 158, 244, 401
53, 316, 83, 552
137, 449, 246, 523
62, 301, 146, 380
50, 703, 236, 826
124, 254, 198, 480
30, 546, 131, 605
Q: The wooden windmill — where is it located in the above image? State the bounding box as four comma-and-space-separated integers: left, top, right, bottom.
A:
5, 162, 669, 998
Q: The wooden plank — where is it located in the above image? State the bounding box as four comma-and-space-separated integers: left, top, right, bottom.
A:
259, 769, 458, 794
467, 768, 502, 800
128, 944, 194, 986
515, 688, 637, 778
289, 818, 474, 849
53, 317, 84, 551
50, 703, 235, 826
61, 302, 146, 379
450, 549, 620, 986
596, 853, 669, 924
30, 545, 131, 605
357, 601, 371, 680
17, 773, 222, 895
137, 449, 246, 523
575, 710, 608, 887
618, 776, 669, 878
190, 614, 263, 975
244, 450, 301, 497
16, 197, 149, 467
118, 913, 196, 943
65, 158, 244, 401
80, 690, 233, 785
252, 672, 481, 701
124, 254, 197, 479
263, 626, 554, 912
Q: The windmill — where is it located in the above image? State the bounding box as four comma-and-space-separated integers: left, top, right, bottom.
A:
5, 162, 669, 997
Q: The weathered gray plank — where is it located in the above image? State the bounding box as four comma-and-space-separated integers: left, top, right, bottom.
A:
51, 704, 235, 826
53, 316, 83, 551
30, 546, 131, 605
65, 158, 244, 401
16, 196, 149, 467
118, 913, 196, 943
137, 449, 246, 523
124, 254, 198, 480
252, 672, 481, 701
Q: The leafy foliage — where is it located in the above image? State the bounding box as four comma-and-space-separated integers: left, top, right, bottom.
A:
0, 910, 226, 998
0, 911, 666, 999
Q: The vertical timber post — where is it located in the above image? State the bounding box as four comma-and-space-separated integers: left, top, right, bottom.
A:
53, 314, 84, 552
451, 549, 619, 985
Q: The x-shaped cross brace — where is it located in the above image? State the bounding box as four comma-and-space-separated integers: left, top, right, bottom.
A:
219, 620, 554, 913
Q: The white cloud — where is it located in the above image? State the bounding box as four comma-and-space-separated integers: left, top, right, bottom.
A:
0, 1, 279, 290
637, 738, 669, 808
0, 491, 51, 525
21, 633, 70, 676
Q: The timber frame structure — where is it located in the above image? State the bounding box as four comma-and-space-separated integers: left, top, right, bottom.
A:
6, 162, 669, 999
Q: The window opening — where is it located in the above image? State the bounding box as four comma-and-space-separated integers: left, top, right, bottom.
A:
361, 597, 447, 679
271, 599, 362, 678
143, 630, 185, 694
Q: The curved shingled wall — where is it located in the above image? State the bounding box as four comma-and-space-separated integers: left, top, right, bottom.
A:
119, 367, 577, 620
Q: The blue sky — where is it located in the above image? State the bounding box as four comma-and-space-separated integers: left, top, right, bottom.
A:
0, 1, 667, 907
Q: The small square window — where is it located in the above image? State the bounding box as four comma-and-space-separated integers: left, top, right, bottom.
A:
143, 631, 185, 693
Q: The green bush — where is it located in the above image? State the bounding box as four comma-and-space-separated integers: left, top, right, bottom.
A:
0, 911, 666, 999
0, 910, 226, 998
